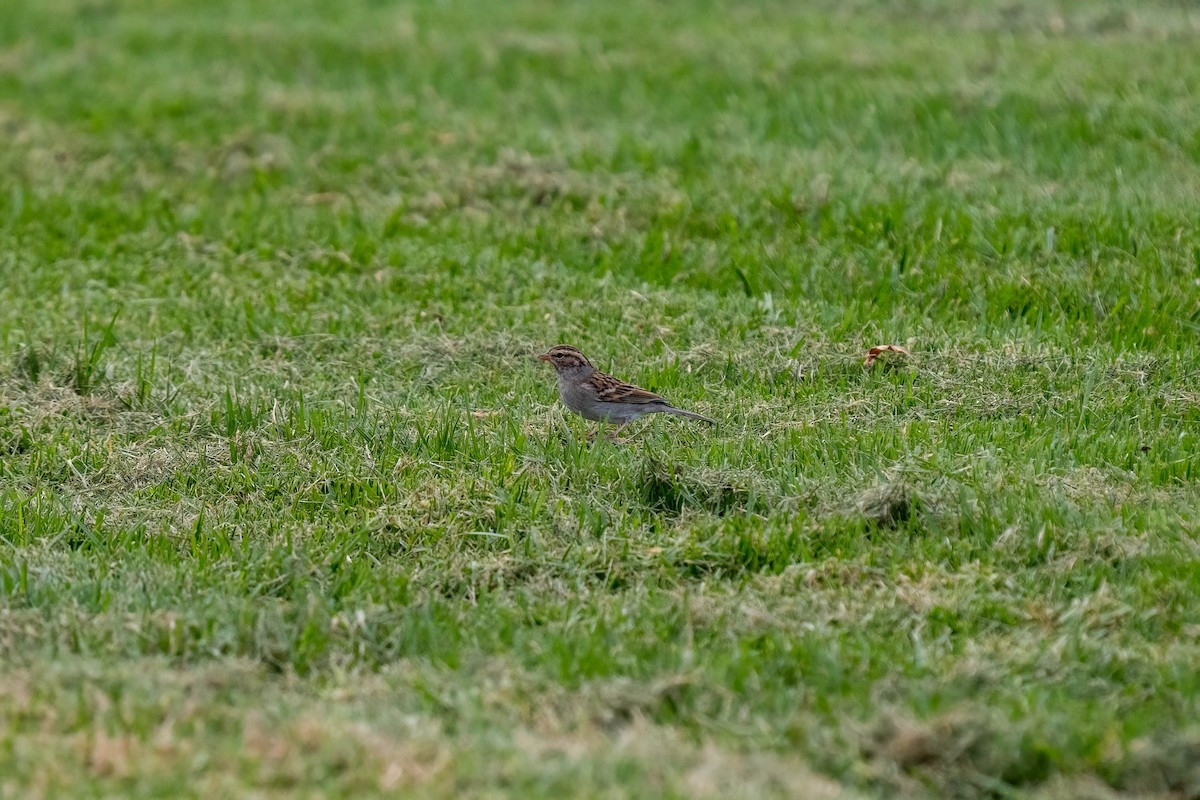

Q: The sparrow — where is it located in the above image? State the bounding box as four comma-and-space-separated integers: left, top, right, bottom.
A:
537, 344, 716, 429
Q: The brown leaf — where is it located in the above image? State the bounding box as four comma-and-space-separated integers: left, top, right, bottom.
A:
471, 409, 500, 419
864, 344, 911, 367
303, 192, 343, 205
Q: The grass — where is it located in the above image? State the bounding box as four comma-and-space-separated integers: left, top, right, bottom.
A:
2, 0, 1199, 796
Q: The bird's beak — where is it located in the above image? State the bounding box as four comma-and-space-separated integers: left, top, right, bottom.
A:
537, 353, 551, 362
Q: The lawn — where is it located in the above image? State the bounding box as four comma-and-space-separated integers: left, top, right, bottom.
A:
2, 0, 1199, 797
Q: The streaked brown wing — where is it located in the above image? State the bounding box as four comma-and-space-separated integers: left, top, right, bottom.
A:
585, 371, 667, 405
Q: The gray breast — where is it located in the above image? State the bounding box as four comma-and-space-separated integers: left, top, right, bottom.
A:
555, 367, 640, 422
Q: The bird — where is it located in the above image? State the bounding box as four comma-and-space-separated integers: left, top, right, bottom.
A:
537, 344, 716, 432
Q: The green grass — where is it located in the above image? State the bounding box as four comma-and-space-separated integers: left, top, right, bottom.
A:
2, 0, 1200, 796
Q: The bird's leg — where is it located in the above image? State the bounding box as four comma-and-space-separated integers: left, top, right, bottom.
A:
606, 421, 631, 443
585, 422, 626, 443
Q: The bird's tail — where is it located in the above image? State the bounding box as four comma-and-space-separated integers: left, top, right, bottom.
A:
663, 406, 717, 425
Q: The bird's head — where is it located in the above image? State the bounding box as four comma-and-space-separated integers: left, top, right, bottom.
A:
537, 344, 593, 371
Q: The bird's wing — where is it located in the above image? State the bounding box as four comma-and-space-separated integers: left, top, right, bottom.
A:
584, 371, 668, 405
